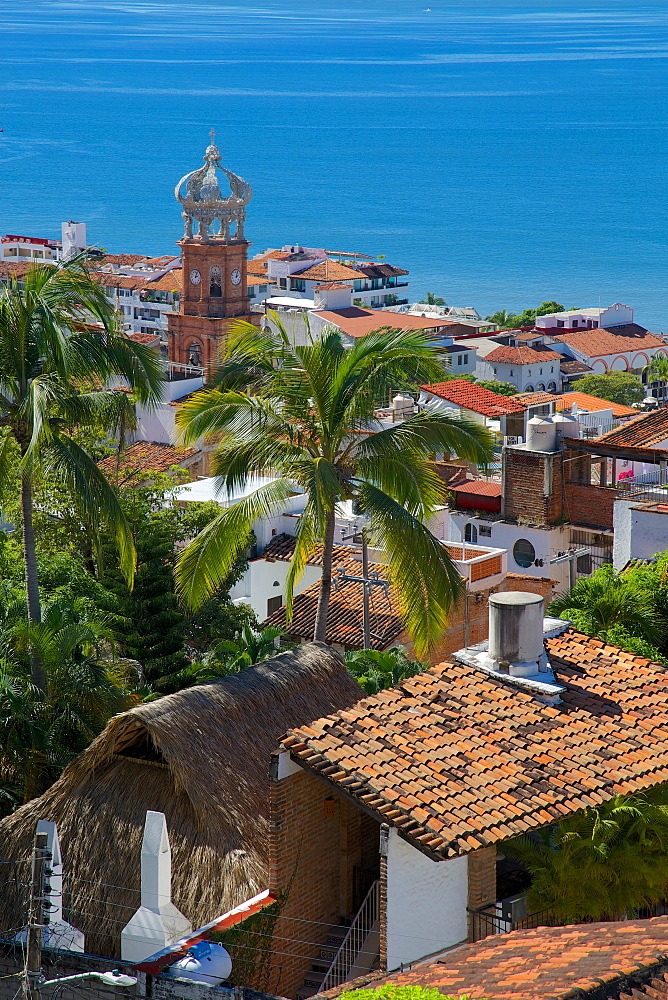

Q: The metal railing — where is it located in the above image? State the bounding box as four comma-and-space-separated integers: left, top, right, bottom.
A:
320, 880, 380, 992
468, 902, 556, 942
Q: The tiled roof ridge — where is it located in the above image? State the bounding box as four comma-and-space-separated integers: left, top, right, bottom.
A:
421, 379, 526, 415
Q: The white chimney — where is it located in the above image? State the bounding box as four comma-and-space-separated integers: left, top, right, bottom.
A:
487, 591, 546, 677
120, 811, 192, 963
15, 821, 85, 953
61, 221, 87, 261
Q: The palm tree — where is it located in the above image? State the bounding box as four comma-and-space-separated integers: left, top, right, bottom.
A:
344, 647, 423, 694
0, 257, 164, 688
0, 598, 134, 804
548, 565, 662, 646
175, 323, 493, 656
504, 791, 668, 923
644, 353, 668, 397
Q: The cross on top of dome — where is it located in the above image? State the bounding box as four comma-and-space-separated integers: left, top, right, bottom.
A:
175, 132, 252, 243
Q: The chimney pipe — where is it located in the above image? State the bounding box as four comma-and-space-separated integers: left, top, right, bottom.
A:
488, 591, 545, 677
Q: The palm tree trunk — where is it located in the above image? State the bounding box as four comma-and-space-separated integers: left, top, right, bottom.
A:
20, 475, 46, 691
314, 511, 335, 643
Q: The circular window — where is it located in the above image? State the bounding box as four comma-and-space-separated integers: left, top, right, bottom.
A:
513, 538, 536, 568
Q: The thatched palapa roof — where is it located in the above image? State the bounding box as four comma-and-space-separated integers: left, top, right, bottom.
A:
0, 643, 363, 958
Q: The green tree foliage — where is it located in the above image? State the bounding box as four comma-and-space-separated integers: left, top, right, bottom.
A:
0, 256, 163, 688
474, 379, 517, 396
644, 353, 668, 385
504, 791, 668, 923
485, 301, 565, 330
573, 371, 645, 407
176, 322, 494, 657
417, 293, 446, 306
197, 623, 288, 680
344, 647, 424, 694
0, 598, 133, 808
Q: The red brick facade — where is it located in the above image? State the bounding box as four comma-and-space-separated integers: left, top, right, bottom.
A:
265, 764, 380, 998
562, 481, 615, 530
467, 846, 497, 941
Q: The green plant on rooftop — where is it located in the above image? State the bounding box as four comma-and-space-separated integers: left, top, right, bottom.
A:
485, 301, 565, 329
175, 321, 494, 657
340, 988, 467, 1000
570, 371, 645, 407
504, 790, 668, 923
548, 564, 664, 660
418, 292, 446, 306
344, 647, 424, 694
0, 255, 164, 691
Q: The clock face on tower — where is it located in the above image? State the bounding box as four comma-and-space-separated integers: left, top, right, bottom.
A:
231, 268, 241, 286
190, 268, 201, 286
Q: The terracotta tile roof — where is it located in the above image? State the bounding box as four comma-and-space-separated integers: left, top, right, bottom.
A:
450, 478, 502, 497
558, 391, 638, 418
261, 534, 356, 569
283, 629, 668, 859
98, 253, 150, 267
551, 327, 665, 357
316, 307, 456, 339
247, 275, 269, 286
592, 408, 668, 449
98, 441, 198, 482
293, 260, 361, 282
247, 260, 269, 277
484, 345, 561, 365
510, 330, 545, 342
354, 263, 409, 278
421, 379, 526, 417
560, 358, 594, 374
145, 269, 182, 292
514, 391, 556, 407
262, 547, 404, 650
314, 282, 353, 290
124, 331, 160, 345
323, 916, 668, 1000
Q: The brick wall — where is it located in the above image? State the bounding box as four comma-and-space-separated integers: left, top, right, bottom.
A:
503, 448, 565, 526
264, 766, 379, 999
562, 482, 616, 530
467, 846, 497, 942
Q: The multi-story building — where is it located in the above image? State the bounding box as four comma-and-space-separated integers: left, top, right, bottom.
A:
0, 221, 87, 263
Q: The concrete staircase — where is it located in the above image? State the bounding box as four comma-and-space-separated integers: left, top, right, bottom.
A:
296, 921, 349, 1000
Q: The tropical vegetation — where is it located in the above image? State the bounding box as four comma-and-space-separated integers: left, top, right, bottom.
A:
344, 647, 424, 694
175, 322, 494, 656
573, 371, 645, 407
504, 790, 668, 923
0, 257, 163, 689
485, 300, 565, 329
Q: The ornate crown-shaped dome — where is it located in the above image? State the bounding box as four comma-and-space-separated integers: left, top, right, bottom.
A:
175, 130, 252, 242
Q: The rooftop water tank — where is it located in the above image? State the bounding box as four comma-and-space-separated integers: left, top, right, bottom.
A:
552, 410, 581, 441
526, 415, 557, 453
392, 393, 414, 418
166, 941, 232, 987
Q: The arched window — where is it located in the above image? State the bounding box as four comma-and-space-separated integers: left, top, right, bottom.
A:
210, 265, 222, 298
547, 381, 557, 392
187, 340, 202, 365
536, 382, 545, 391
464, 523, 478, 544
525, 384, 534, 393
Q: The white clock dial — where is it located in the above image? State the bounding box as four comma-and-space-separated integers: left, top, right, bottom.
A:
189, 268, 201, 286
231, 268, 242, 286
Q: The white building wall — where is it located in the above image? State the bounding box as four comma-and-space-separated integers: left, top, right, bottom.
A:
613, 500, 668, 570
385, 828, 468, 970
230, 558, 322, 621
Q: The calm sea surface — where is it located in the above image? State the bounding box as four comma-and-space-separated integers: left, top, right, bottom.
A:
1, 0, 668, 328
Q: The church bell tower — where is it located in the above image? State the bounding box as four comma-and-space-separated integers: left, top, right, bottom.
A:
168, 132, 253, 368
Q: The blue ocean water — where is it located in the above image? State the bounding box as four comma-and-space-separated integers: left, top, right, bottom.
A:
1, 0, 667, 328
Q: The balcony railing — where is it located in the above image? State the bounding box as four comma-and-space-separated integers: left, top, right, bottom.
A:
468, 900, 557, 942
320, 880, 380, 992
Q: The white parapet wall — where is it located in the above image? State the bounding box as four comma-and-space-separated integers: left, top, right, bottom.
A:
121, 811, 192, 963
385, 827, 468, 970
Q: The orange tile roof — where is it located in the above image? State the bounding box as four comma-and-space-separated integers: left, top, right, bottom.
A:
450, 478, 502, 497
145, 269, 182, 292
558, 390, 638, 418
261, 534, 357, 568
247, 260, 269, 277
314, 282, 353, 290
247, 275, 269, 286
593, 408, 668, 449
422, 379, 526, 417
316, 307, 456, 339
124, 331, 160, 345
327, 916, 668, 1000
484, 345, 562, 365
551, 326, 665, 357
283, 629, 668, 859
294, 260, 361, 282
262, 549, 404, 651
98, 441, 198, 483
514, 391, 556, 407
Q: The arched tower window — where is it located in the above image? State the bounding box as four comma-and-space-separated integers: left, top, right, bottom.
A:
210, 265, 222, 297
188, 341, 202, 366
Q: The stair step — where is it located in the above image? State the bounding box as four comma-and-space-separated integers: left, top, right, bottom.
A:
319, 947, 338, 962
303, 971, 326, 987
296, 989, 321, 1000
